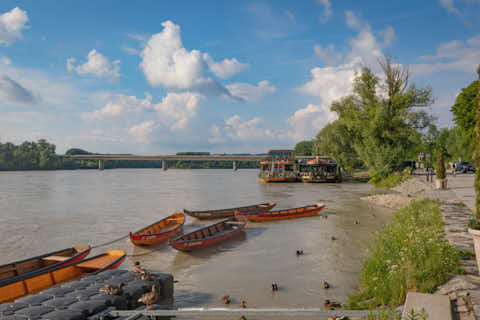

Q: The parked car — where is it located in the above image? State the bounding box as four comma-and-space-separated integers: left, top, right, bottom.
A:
455, 162, 475, 173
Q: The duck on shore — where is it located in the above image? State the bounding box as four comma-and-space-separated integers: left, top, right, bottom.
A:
222, 295, 231, 304
138, 284, 158, 309
241, 300, 247, 308
131, 261, 145, 275
271, 282, 278, 291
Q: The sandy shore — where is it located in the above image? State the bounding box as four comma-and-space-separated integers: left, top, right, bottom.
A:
360, 175, 434, 210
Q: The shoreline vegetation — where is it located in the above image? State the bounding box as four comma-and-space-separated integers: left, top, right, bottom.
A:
349, 198, 461, 309
0, 140, 260, 171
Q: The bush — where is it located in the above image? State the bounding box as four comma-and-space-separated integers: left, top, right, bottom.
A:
369, 172, 410, 188
348, 199, 460, 308
436, 149, 446, 180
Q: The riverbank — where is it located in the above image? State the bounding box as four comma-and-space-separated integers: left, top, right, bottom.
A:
360, 173, 480, 317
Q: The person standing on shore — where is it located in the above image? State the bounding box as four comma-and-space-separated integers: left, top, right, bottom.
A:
453, 162, 456, 176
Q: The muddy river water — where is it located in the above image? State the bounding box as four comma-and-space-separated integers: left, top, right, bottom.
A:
0, 169, 391, 310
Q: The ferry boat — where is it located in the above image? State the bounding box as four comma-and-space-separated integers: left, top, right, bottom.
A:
298, 157, 341, 183
258, 150, 298, 182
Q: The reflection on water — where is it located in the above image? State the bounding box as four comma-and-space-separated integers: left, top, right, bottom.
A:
0, 169, 391, 309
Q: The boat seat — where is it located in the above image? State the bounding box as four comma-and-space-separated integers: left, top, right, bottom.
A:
209, 226, 217, 235
217, 224, 224, 232
42, 255, 70, 262
202, 229, 210, 238
196, 231, 203, 239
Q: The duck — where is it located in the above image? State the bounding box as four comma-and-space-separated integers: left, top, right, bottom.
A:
271, 282, 278, 291
331, 236, 337, 241
240, 316, 247, 320
354, 220, 359, 225
99, 283, 125, 296
140, 271, 158, 281
241, 300, 247, 308
296, 250, 304, 255
131, 261, 146, 275
322, 281, 330, 289
138, 283, 158, 309
222, 295, 231, 305
323, 299, 342, 309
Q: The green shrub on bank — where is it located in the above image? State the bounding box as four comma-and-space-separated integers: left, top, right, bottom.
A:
369, 172, 410, 188
349, 199, 460, 308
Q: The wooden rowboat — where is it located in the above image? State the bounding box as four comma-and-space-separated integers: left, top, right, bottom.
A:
235, 203, 325, 222
129, 213, 185, 246
0, 245, 91, 284
169, 216, 247, 252
0, 249, 126, 304
184, 202, 276, 220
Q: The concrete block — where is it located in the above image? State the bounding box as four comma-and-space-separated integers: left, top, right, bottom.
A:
402, 292, 452, 320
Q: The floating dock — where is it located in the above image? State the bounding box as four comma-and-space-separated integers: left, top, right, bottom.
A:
0, 269, 173, 320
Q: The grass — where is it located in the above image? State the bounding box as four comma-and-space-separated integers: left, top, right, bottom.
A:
348, 199, 461, 308
369, 172, 411, 189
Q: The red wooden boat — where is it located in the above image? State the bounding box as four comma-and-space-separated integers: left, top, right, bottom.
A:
0, 245, 91, 284
235, 203, 325, 222
183, 202, 276, 220
0, 250, 126, 303
168, 216, 247, 252
129, 213, 185, 246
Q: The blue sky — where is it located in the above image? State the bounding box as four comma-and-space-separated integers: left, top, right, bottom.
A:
0, 1, 479, 154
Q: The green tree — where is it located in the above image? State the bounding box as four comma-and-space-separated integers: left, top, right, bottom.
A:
329, 56, 433, 178
294, 140, 314, 156
474, 65, 480, 220
314, 121, 363, 170
451, 79, 479, 138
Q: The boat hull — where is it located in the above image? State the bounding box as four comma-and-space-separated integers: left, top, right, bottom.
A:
184, 202, 276, 220
129, 213, 185, 246
236, 204, 325, 222
169, 217, 247, 252
258, 177, 298, 183
0, 245, 91, 285
0, 250, 126, 304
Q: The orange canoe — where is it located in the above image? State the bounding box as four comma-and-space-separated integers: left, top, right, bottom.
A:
0, 249, 126, 304
129, 213, 185, 246
236, 203, 325, 222
0, 245, 90, 285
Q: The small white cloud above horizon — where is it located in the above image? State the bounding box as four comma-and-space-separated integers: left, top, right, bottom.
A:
316, 0, 332, 23
67, 49, 121, 81
0, 7, 29, 46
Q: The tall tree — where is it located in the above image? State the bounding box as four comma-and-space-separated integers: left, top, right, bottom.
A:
294, 140, 314, 156
329, 56, 433, 178
475, 65, 480, 219
451, 79, 479, 138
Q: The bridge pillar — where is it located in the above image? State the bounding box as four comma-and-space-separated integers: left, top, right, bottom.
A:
233, 160, 238, 171
98, 160, 104, 170
162, 160, 167, 171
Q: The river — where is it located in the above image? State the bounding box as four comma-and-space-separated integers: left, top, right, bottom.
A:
0, 169, 391, 309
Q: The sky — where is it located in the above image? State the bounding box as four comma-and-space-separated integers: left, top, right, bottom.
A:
0, 1, 479, 154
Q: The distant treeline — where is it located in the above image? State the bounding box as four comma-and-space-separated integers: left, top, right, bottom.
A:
0, 140, 260, 171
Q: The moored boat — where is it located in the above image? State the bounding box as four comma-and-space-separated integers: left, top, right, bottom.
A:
184, 202, 276, 220
236, 203, 325, 222
129, 213, 185, 246
0, 245, 91, 284
0, 250, 126, 304
169, 216, 247, 252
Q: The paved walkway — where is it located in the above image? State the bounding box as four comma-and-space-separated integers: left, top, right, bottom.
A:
448, 173, 476, 212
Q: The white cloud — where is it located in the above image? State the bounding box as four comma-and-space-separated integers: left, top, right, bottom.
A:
83, 91, 203, 136
414, 36, 480, 75
284, 10, 296, 24
226, 80, 276, 102
81, 102, 124, 120
314, 44, 343, 66
128, 121, 154, 143
67, 49, 121, 81
209, 114, 275, 144
439, 0, 461, 15
0, 74, 35, 104
204, 55, 249, 79
380, 26, 396, 46
299, 64, 356, 102
140, 20, 231, 97
316, 0, 332, 23
345, 11, 366, 30
0, 7, 28, 45
286, 104, 337, 141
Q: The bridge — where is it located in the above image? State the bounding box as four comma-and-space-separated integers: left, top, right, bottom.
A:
66, 154, 317, 170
